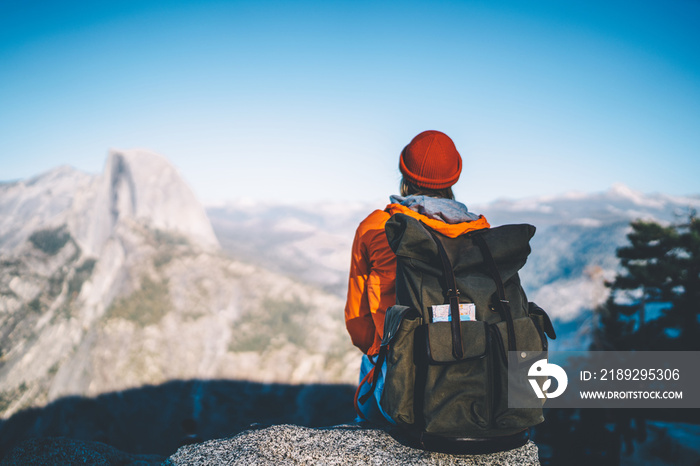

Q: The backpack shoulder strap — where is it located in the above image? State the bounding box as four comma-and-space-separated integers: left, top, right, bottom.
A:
472, 232, 517, 363
423, 226, 464, 360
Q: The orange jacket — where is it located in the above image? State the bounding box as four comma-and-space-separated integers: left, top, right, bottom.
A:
344, 203, 490, 355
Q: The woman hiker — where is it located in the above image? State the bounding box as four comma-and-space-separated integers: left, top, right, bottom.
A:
344, 130, 491, 423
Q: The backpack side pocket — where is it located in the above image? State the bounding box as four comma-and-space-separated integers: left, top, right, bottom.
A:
491, 311, 549, 431
380, 306, 421, 427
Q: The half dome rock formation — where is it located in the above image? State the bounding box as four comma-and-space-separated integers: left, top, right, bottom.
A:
82, 150, 219, 255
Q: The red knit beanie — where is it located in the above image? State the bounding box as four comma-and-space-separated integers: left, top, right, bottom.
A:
399, 130, 462, 189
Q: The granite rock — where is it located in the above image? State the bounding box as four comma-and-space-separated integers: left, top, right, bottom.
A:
165, 424, 540, 465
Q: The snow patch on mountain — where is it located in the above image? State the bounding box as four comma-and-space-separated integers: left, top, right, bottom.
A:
568, 218, 603, 228
607, 183, 666, 209
530, 266, 614, 322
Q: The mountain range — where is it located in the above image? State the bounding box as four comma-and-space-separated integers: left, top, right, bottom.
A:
2, 149, 699, 423
0, 150, 355, 423
208, 183, 700, 349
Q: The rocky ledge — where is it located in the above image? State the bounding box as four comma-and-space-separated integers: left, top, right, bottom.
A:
2, 424, 539, 465
166, 424, 539, 465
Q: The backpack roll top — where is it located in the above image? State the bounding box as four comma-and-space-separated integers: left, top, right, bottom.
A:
385, 213, 535, 324
380, 213, 555, 443
385, 212, 535, 267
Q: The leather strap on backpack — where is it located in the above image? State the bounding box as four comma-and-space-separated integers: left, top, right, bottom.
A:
425, 227, 464, 360
472, 232, 518, 364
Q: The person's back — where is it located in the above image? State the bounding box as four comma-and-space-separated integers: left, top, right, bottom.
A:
344, 130, 489, 422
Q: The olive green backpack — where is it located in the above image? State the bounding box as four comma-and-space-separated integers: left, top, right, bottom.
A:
361, 213, 556, 454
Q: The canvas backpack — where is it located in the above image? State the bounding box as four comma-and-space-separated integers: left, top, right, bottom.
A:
360, 213, 556, 453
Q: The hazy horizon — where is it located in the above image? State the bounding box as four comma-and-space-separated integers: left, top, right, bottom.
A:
4, 151, 700, 210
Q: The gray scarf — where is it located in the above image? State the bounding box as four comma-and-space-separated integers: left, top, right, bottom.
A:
389, 195, 481, 224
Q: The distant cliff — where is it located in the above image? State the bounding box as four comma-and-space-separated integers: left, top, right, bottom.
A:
0, 150, 356, 420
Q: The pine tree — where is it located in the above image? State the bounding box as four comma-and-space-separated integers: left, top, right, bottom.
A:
594, 213, 700, 351
542, 213, 699, 465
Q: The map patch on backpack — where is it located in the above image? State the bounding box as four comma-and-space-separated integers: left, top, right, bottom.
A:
430, 303, 475, 322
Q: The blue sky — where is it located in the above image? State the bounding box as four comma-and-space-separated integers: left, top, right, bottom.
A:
1, 0, 699, 205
